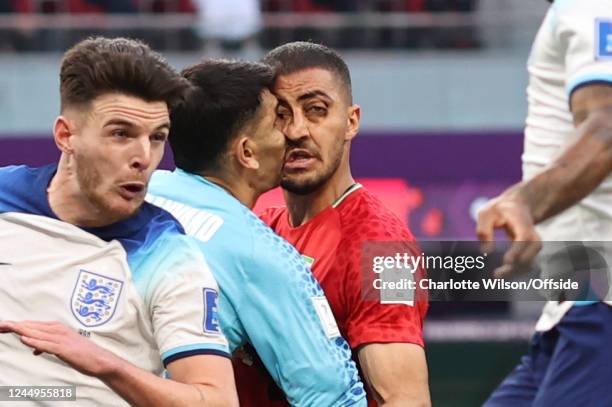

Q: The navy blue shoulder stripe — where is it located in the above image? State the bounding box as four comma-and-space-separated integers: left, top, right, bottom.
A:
162, 349, 231, 367
0, 164, 186, 254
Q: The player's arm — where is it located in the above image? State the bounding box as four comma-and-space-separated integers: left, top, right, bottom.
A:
358, 343, 430, 407
0, 320, 238, 407
480, 84, 612, 228
345, 236, 430, 406
477, 84, 612, 274
525, 84, 612, 221
103, 351, 237, 407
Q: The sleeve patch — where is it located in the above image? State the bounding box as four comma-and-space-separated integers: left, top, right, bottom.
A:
311, 296, 341, 339
203, 288, 221, 334
596, 19, 612, 59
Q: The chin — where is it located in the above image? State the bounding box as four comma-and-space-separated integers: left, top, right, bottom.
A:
281, 175, 322, 196
108, 200, 143, 222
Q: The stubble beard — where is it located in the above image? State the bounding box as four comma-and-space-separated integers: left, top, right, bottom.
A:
75, 155, 135, 224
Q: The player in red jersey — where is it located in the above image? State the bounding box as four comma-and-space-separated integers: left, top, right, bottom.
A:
255, 42, 430, 407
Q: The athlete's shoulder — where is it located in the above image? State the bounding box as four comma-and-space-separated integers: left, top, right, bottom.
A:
337, 187, 415, 242
0, 164, 29, 179
549, 0, 612, 32
551, 0, 605, 14
127, 204, 213, 288
123, 202, 186, 252
0, 164, 56, 216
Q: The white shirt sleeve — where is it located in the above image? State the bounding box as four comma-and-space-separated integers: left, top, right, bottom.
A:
146, 236, 230, 366
553, 0, 612, 95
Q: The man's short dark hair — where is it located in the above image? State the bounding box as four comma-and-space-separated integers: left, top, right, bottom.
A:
60, 37, 188, 112
262, 41, 352, 102
170, 59, 274, 174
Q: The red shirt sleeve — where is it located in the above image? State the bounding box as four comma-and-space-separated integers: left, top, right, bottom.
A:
338, 194, 428, 349
343, 242, 427, 348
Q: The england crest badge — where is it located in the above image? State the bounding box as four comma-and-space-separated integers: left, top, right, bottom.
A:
70, 270, 124, 327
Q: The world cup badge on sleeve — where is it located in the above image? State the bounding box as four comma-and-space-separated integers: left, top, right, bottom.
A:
71, 270, 124, 327
596, 19, 612, 59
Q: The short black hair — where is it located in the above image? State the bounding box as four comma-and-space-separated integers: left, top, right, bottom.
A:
262, 41, 352, 102
170, 59, 274, 174
60, 37, 188, 112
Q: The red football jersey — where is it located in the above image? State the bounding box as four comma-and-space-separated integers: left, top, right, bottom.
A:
234, 185, 427, 406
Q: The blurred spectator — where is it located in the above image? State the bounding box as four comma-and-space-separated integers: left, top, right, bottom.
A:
0, 2, 14, 12
0, 0, 481, 52
310, 0, 358, 12
193, 0, 262, 50
426, 0, 477, 12
424, 0, 480, 48
85, 0, 137, 13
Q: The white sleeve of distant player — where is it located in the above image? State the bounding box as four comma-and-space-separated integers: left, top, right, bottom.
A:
148, 241, 230, 367
554, 1, 612, 96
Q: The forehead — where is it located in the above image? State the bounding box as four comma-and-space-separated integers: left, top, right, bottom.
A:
274, 68, 342, 102
88, 93, 169, 123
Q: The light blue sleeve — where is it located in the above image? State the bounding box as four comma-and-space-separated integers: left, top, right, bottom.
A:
233, 211, 366, 407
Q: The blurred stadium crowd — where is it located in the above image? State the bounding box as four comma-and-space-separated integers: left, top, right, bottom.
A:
0, 0, 477, 15
0, 0, 480, 51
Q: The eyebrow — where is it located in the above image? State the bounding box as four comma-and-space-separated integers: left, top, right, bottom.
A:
103, 119, 170, 131
277, 98, 290, 108
297, 90, 332, 103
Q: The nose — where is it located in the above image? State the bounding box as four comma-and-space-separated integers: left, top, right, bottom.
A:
284, 112, 309, 142
130, 137, 152, 172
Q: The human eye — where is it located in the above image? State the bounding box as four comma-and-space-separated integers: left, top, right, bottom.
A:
276, 107, 290, 120
307, 104, 327, 115
111, 128, 129, 138
150, 132, 168, 143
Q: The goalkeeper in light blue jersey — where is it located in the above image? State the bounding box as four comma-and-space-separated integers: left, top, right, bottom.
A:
147, 59, 366, 407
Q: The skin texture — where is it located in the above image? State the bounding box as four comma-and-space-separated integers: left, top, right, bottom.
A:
274, 68, 360, 225
359, 343, 431, 407
49, 93, 170, 227
247, 89, 287, 193
3, 93, 239, 407
203, 89, 287, 209
273, 67, 431, 406
477, 84, 612, 277
0, 320, 238, 407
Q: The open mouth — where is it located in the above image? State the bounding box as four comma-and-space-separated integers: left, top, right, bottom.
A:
118, 182, 146, 200
284, 149, 317, 170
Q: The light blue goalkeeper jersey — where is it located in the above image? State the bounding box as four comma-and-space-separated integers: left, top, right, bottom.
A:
148, 169, 366, 407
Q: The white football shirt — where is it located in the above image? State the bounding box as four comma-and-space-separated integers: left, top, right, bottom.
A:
523, 0, 612, 330
0, 165, 229, 406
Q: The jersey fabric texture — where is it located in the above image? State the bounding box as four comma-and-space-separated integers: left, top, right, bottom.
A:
147, 169, 366, 407
261, 185, 428, 406
0, 164, 228, 407
522, 0, 612, 331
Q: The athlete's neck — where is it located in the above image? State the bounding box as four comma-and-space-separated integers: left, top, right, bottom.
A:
285, 167, 355, 227
200, 171, 261, 210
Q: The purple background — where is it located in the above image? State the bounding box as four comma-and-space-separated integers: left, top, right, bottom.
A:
0, 131, 523, 238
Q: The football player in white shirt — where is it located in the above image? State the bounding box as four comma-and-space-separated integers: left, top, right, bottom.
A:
477, 0, 612, 405
0, 37, 238, 407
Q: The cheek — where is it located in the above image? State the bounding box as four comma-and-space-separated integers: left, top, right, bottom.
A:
150, 145, 166, 167
320, 135, 343, 161
267, 132, 286, 154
